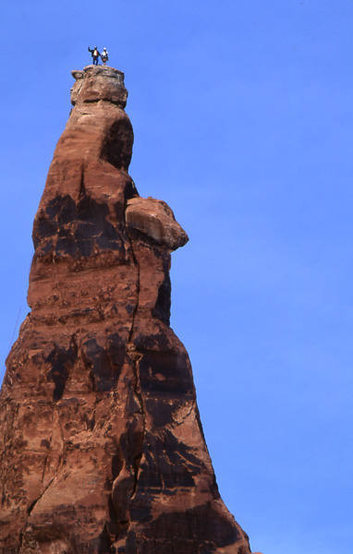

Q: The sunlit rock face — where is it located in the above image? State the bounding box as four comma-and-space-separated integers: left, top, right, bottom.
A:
0, 65, 251, 554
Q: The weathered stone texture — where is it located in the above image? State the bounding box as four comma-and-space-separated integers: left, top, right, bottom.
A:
0, 65, 251, 553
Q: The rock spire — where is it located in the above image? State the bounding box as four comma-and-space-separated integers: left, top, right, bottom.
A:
0, 65, 251, 553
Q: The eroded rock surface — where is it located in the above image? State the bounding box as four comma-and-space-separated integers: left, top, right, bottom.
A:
0, 65, 251, 554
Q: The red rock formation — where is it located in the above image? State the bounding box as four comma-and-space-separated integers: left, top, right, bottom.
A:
0, 65, 251, 553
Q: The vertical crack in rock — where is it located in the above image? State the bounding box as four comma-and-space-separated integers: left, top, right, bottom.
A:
19, 478, 55, 550
27, 477, 55, 519
124, 204, 147, 514
127, 238, 140, 345
130, 352, 145, 501
124, 235, 146, 529
0, 64, 252, 554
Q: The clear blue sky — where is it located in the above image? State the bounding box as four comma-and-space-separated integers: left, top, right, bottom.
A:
1, 1, 352, 553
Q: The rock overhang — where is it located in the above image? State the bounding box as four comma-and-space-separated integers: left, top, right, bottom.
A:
126, 197, 189, 251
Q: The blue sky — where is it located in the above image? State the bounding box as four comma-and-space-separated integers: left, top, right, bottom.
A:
1, 1, 353, 552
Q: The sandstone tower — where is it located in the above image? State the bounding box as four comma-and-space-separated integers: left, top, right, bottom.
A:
0, 65, 251, 553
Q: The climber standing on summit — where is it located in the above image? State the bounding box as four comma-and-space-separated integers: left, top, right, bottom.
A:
88, 46, 100, 65
101, 47, 109, 65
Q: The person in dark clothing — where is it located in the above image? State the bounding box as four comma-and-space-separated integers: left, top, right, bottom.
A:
88, 46, 100, 65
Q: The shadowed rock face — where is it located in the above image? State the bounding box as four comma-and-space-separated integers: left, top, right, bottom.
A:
0, 65, 251, 554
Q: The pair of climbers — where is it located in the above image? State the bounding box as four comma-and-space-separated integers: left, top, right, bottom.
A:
88, 46, 109, 66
